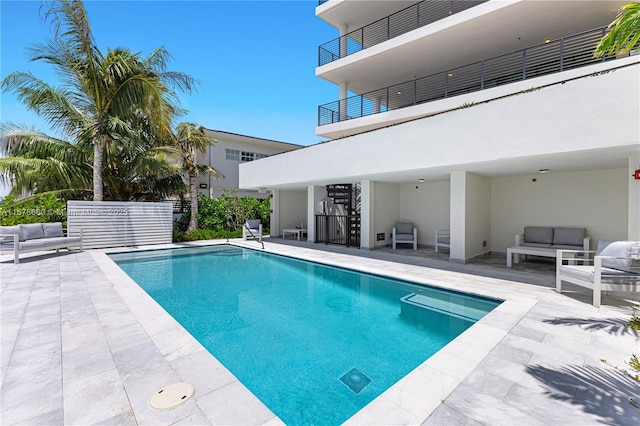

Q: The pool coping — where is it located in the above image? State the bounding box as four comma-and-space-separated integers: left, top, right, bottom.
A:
92, 239, 550, 425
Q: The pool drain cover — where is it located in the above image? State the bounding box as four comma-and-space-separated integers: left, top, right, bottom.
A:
148, 382, 194, 411
340, 368, 371, 394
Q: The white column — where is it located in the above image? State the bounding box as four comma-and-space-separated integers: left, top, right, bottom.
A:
339, 24, 348, 58
629, 154, 640, 240
270, 189, 280, 238
360, 180, 374, 249
449, 171, 466, 263
450, 171, 491, 263
307, 185, 324, 243
339, 81, 348, 122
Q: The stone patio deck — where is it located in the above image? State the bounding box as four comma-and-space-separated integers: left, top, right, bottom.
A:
1, 239, 638, 425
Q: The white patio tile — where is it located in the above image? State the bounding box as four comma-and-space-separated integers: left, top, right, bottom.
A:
63, 368, 133, 425
197, 381, 276, 426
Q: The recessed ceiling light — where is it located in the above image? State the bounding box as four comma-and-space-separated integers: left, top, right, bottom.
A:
397, 91, 402, 95
418, 178, 425, 183
448, 73, 454, 77
539, 169, 549, 174
544, 39, 551, 43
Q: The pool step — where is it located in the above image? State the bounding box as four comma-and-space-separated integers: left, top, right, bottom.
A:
400, 293, 490, 322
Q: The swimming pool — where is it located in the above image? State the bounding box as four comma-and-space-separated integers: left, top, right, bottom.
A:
110, 245, 500, 425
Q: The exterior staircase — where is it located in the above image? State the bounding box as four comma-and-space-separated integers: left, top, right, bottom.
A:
321, 183, 361, 247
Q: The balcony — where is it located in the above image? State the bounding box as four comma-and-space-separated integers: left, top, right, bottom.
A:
318, 26, 628, 127
318, 0, 487, 66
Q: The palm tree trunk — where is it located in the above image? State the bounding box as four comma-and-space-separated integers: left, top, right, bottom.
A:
93, 142, 104, 201
187, 171, 198, 232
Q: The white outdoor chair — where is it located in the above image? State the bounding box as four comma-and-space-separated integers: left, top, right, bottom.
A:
243, 219, 263, 243
435, 229, 450, 253
392, 222, 417, 250
556, 240, 640, 307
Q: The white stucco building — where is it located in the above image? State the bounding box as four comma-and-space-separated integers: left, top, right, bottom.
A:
239, 0, 640, 263
197, 129, 302, 199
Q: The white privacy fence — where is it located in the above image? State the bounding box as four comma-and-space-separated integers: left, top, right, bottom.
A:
67, 201, 173, 249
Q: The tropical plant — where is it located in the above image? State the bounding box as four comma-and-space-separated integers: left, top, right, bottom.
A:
595, 2, 640, 57
0, 121, 188, 202
174, 191, 270, 239
1, 0, 196, 201
0, 125, 92, 199
174, 123, 219, 232
0, 194, 67, 226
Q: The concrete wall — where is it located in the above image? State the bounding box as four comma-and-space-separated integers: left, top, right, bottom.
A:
277, 190, 307, 234
372, 182, 399, 248
399, 181, 450, 247
490, 168, 629, 252
465, 173, 491, 259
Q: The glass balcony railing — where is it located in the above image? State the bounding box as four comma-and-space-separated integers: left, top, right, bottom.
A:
318, 26, 630, 127
318, 0, 488, 66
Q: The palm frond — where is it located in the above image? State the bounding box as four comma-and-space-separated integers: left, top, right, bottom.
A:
595, 2, 640, 56
1, 72, 89, 137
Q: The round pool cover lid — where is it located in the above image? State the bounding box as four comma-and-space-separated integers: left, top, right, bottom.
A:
148, 382, 195, 411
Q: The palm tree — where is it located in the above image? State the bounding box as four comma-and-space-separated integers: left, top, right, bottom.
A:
174, 123, 220, 232
1, 0, 196, 201
595, 2, 640, 57
0, 124, 92, 199
0, 121, 189, 203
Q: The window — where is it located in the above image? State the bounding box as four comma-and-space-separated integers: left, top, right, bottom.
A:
226, 148, 267, 162
225, 149, 240, 161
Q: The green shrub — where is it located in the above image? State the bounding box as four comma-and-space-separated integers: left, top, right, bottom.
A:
0, 194, 67, 225
172, 228, 243, 242
175, 191, 270, 234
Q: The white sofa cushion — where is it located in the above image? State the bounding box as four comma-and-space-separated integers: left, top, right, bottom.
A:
524, 226, 553, 244
43, 222, 64, 238
0, 225, 23, 242
396, 222, 414, 235
20, 223, 45, 240
598, 241, 640, 273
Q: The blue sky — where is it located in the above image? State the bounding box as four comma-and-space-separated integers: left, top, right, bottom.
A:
1, 0, 337, 146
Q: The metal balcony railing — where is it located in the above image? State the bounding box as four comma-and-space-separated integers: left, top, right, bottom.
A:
318, 0, 487, 66
318, 26, 630, 127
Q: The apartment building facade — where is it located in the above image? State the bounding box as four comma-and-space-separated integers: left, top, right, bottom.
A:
240, 0, 640, 263
197, 129, 302, 199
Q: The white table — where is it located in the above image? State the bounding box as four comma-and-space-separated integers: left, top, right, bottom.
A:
282, 228, 308, 241
507, 246, 576, 267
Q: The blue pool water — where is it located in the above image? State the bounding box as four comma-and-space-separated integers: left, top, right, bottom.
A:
110, 245, 500, 425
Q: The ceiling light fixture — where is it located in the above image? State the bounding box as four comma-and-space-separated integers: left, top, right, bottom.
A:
448, 73, 454, 77
418, 178, 425, 183
544, 39, 551, 44
397, 91, 402, 95
539, 169, 550, 174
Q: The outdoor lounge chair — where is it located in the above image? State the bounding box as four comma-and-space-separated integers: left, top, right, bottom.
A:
556, 240, 640, 307
435, 229, 450, 253
243, 219, 263, 243
392, 222, 417, 250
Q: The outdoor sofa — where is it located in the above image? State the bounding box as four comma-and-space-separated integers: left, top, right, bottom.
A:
507, 226, 590, 267
0, 222, 82, 264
